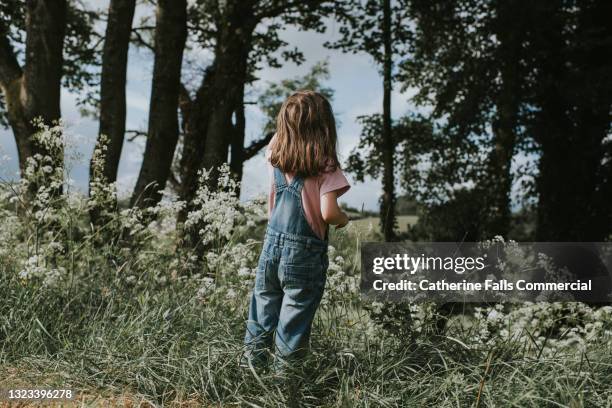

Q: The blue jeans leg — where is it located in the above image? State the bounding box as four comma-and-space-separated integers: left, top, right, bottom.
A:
273, 280, 325, 372
244, 257, 282, 366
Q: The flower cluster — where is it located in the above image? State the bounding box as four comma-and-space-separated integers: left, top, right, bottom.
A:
472, 302, 612, 355
185, 164, 266, 245
23, 119, 65, 191
18, 254, 66, 287
88, 134, 118, 215
321, 245, 360, 306
205, 240, 258, 277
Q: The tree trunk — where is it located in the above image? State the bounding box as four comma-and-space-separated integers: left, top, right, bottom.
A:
229, 85, 246, 184
200, 25, 255, 184
131, 0, 187, 209
230, 131, 275, 198
90, 0, 136, 186
177, 0, 256, 224
173, 1, 256, 254
229, 91, 275, 197
380, 0, 396, 241
176, 69, 216, 226
480, 0, 523, 238
89, 0, 136, 222
0, 0, 66, 192
0, 45, 29, 173
485, 97, 517, 237
533, 1, 612, 241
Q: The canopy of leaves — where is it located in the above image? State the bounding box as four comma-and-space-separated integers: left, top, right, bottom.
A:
325, 0, 411, 68
345, 113, 451, 202
183, 0, 348, 84
257, 60, 334, 135
395, 1, 533, 203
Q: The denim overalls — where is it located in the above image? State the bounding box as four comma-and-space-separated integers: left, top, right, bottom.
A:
244, 166, 328, 369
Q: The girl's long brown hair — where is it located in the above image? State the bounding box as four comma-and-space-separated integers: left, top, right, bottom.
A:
269, 90, 340, 177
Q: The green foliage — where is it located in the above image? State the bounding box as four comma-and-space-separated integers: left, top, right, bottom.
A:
325, 0, 411, 68
408, 188, 488, 241
399, 0, 612, 241
345, 113, 436, 198
186, 0, 349, 80
258, 60, 333, 135
395, 195, 418, 215
62, 2, 100, 111
0, 0, 24, 128
0, 0, 25, 48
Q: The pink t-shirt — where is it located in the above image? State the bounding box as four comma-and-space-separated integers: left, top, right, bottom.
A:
266, 145, 350, 240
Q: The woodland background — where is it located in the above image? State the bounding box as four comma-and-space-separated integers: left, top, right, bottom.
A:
0, 1, 611, 406
0, 0, 610, 242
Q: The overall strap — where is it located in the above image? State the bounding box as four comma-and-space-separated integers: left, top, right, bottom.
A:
274, 166, 305, 193
273, 166, 287, 190
268, 167, 323, 242
289, 174, 304, 192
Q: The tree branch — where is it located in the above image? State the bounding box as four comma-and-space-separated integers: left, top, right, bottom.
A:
130, 26, 155, 52
126, 129, 148, 141
243, 131, 274, 160
256, 0, 326, 20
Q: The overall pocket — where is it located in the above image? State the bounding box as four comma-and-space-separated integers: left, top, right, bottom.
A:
281, 263, 324, 289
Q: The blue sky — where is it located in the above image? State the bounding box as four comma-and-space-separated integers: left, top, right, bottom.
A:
0, 9, 416, 211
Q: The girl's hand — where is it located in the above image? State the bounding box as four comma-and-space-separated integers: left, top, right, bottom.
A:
335, 212, 349, 229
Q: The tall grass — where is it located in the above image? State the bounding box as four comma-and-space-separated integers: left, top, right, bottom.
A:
1, 125, 611, 406
2, 262, 612, 407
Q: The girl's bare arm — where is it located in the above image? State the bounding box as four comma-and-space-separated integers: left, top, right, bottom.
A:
321, 191, 349, 228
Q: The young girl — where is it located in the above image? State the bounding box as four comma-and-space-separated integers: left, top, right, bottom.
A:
243, 90, 350, 371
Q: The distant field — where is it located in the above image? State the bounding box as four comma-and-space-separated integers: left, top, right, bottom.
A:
350, 215, 418, 235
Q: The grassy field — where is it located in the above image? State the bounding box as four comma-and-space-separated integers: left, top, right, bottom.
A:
2, 256, 612, 407
2, 219, 612, 407
349, 215, 419, 235
1, 163, 612, 406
